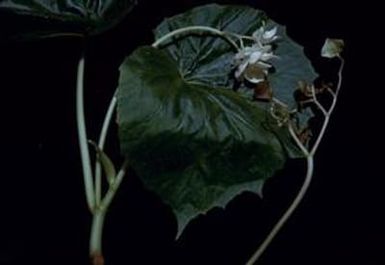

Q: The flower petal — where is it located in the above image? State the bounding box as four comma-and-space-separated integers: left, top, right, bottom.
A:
261, 52, 275, 61
234, 51, 244, 61
263, 27, 277, 40
252, 27, 264, 40
245, 76, 265, 84
256, 61, 272, 69
248, 51, 263, 64
235, 61, 248, 79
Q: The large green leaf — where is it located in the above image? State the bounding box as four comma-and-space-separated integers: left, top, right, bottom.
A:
117, 46, 286, 236
154, 4, 266, 91
154, 4, 317, 108
154, 4, 317, 158
0, 0, 136, 39
117, 4, 318, 237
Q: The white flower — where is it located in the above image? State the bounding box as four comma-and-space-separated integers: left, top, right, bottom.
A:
252, 26, 278, 45
233, 26, 279, 84
234, 44, 276, 84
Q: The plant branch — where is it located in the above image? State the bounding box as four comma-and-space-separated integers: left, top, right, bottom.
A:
246, 56, 344, 264
311, 85, 328, 116
88, 90, 123, 265
77, 53, 95, 212
90, 210, 106, 265
89, 159, 129, 265
328, 57, 344, 113
99, 159, 130, 211
152, 25, 239, 50
246, 155, 314, 265
310, 57, 344, 156
94, 95, 118, 205
288, 123, 310, 157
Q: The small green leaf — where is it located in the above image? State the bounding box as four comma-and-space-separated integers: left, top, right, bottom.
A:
0, 0, 137, 40
321, 38, 344, 58
89, 141, 116, 185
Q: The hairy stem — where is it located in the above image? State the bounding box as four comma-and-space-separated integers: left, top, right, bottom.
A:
77, 53, 95, 212
152, 25, 239, 50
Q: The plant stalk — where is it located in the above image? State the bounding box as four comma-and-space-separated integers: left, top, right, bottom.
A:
100, 159, 130, 211
246, 56, 344, 264
88, 160, 129, 265
90, 210, 106, 265
95, 95, 118, 205
77, 53, 95, 212
152, 25, 239, 50
245, 155, 314, 265
77, 48, 130, 265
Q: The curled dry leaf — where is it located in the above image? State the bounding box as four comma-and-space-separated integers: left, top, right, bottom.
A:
321, 38, 344, 58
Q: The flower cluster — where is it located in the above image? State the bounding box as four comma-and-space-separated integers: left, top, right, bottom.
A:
233, 26, 278, 84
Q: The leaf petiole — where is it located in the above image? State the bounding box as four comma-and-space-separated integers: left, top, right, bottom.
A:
152, 25, 240, 50
94, 95, 118, 204
76, 53, 95, 212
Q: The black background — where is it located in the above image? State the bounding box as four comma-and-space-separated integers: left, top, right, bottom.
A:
0, 0, 382, 265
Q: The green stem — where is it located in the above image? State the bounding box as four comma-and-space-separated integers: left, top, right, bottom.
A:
310, 115, 330, 156
94, 95, 118, 205
100, 159, 130, 211
89, 160, 129, 265
310, 57, 344, 156
288, 123, 310, 157
89, 93, 124, 265
90, 210, 106, 265
334, 57, 345, 102
152, 25, 239, 50
77, 53, 95, 212
246, 57, 344, 264
246, 155, 314, 265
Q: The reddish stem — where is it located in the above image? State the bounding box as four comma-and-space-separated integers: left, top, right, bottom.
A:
91, 252, 104, 265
